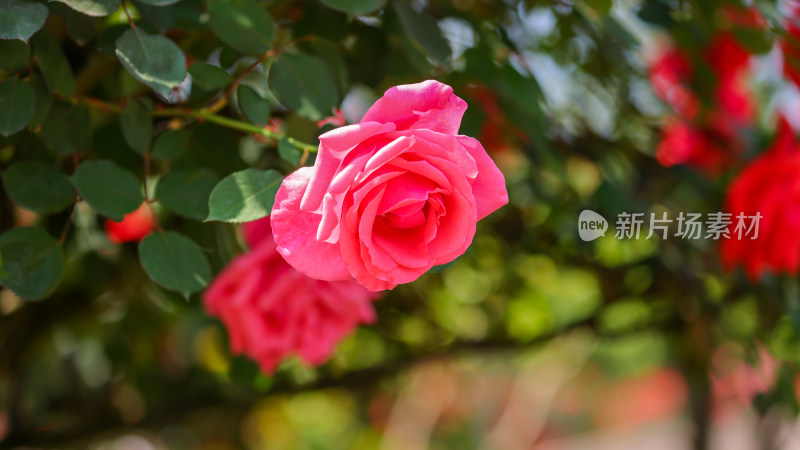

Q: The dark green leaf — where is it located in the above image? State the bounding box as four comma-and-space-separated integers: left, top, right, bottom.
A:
278, 136, 300, 166
0, 40, 30, 71
132, 0, 175, 31
0, 0, 48, 41
0, 78, 36, 136
59, 4, 97, 44
115, 28, 187, 95
0, 227, 64, 300
269, 53, 339, 121
188, 62, 233, 90
72, 160, 143, 220
206, 168, 282, 222
121, 101, 153, 155
138, 231, 211, 297
27, 74, 52, 129
320, 0, 385, 15
392, 1, 450, 63
155, 168, 218, 220
3, 161, 74, 214
40, 102, 92, 154
207, 0, 274, 55
32, 30, 76, 97
237, 84, 270, 125
152, 128, 190, 160
50, 0, 117, 16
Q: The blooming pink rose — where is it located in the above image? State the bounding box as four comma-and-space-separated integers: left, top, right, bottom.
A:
271, 80, 508, 291
203, 218, 377, 373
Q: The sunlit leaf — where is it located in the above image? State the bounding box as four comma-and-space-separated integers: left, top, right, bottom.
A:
206, 168, 282, 222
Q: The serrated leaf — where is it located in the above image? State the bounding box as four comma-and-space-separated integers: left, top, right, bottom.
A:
0, 227, 64, 300
207, 0, 274, 55
138, 231, 211, 297
121, 101, 153, 154
278, 136, 300, 166
115, 28, 187, 94
320, 0, 385, 15
206, 168, 282, 222
0, 0, 48, 41
155, 168, 218, 220
0, 78, 36, 136
392, 1, 450, 63
32, 30, 76, 97
50, 0, 117, 16
40, 102, 92, 154
188, 62, 233, 90
3, 161, 74, 214
0, 40, 30, 71
269, 53, 339, 121
73, 160, 143, 220
152, 128, 190, 160
237, 84, 270, 125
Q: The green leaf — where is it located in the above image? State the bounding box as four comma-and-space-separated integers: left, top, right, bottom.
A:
237, 84, 271, 126
0, 227, 65, 300
392, 1, 450, 63
132, 0, 174, 31
121, 101, 153, 155
40, 102, 92, 154
3, 161, 74, 214
320, 0, 385, 15
0, 78, 36, 136
155, 168, 218, 220
207, 0, 274, 55
27, 74, 52, 129
269, 53, 339, 121
0, 39, 30, 71
0, 0, 48, 41
59, 4, 97, 44
50, 0, 117, 16
188, 62, 233, 90
115, 28, 187, 95
72, 160, 143, 220
206, 168, 282, 222
138, 231, 211, 297
32, 30, 76, 97
152, 128, 190, 160
278, 136, 300, 166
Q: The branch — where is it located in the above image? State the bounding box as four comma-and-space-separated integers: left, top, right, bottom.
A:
1, 316, 682, 447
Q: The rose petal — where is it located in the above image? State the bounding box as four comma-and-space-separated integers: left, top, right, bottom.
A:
361, 80, 468, 135
456, 136, 509, 220
301, 122, 396, 212
271, 167, 350, 281
242, 217, 273, 249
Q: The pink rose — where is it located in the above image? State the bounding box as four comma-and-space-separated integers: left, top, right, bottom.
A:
271, 80, 508, 291
203, 218, 377, 373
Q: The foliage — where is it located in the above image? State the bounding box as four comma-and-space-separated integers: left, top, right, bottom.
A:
0, 0, 799, 447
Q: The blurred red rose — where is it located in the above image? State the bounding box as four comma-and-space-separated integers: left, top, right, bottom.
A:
711, 343, 778, 419
649, 46, 699, 119
783, 3, 800, 87
104, 203, 157, 244
720, 117, 800, 278
203, 218, 377, 373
